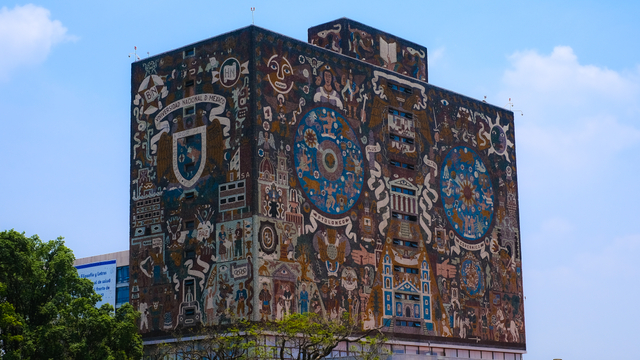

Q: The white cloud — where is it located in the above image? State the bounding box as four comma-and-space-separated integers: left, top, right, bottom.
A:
0, 4, 74, 80
524, 233, 640, 359
540, 216, 574, 234
497, 46, 640, 175
502, 46, 639, 112
575, 234, 640, 277
523, 216, 576, 260
527, 232, 640, 321
517, 115, 640, 171
428, 47, 445, 68
503, 48, 640, 359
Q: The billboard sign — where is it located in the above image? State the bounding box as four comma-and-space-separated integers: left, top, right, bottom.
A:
75, 259, 117, 308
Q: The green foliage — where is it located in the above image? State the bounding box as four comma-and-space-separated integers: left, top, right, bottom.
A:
349, 336, 391, 360
151, 321, 258, 360
0, 229, 143, 360
258, 312, 386, 360
149, 312, 387, 360
260, 312, 357, 360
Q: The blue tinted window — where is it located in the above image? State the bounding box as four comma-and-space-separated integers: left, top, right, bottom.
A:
116, 266, 129, 283
116, 286, 129, 306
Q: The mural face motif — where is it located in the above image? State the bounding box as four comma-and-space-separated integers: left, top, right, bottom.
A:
440, 146, 494, 242
490, 125, 507, 154
266, 54, 294, 94
294, 107, 364, 214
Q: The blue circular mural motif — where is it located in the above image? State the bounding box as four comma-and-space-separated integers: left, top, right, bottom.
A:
294, 107, 364, 215
440, 146, 494, 241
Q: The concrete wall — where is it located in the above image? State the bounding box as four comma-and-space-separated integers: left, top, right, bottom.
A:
74, 250, 129, 267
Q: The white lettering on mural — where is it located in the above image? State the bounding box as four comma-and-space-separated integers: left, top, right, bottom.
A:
145, 87, 159, 103
451, 235, 488, 256
305, 210, 357, 242
150, 94, 228, 154
224, 63, 237, 82
365, 143, 381, 156
311, 211, 351, 226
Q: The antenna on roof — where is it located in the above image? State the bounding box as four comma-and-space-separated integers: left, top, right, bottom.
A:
505, 98, 524, 116
128, 46, 140, 61
251, 7, 255, 25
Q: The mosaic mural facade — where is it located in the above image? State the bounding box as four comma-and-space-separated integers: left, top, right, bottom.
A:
309, 18, 428, 82
130, 19, 524, 350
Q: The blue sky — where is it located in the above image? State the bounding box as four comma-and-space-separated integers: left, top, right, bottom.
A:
1, 1, 639, 359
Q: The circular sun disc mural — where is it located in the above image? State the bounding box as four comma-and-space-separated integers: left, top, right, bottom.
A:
294, 107, 364, 215
440, 146, 494, 242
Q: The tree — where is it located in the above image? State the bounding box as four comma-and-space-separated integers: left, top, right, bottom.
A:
0, 229, 142, 360
154, 321, 258, 360
348, 336, 391, 360
147, 313, 388, 360
258, 312, 384, 360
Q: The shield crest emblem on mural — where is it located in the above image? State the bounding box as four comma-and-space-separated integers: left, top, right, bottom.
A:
172, 126, 207, 188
